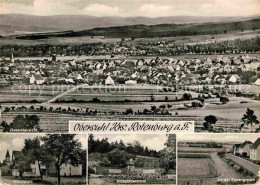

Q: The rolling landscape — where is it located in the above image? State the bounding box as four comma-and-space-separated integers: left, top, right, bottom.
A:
0, 13, 260, 133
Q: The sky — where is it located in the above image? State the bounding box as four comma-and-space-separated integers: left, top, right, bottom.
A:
93, 134, 169, 151
178, 133, 260, 143
0, 134, 87, 163
0, 0, 260, 17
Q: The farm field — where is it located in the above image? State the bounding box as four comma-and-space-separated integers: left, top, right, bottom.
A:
1, 83, 258, 132
1, 29, 259, 46
178, 158, 217, 177
178, 97, 260, 122
0, 85, 74, 102
178, 151, 244, 185
1, 111, 197, 132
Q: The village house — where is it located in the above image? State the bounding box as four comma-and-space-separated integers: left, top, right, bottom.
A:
105, 76, 115, 85
125, 80, 137, 85
229, 74, 241, 83
250, 138, 260, 161
255, 78, 260, 86
3, 150, 83, 177
233, 141, 253, 157
30, 74, 45, 84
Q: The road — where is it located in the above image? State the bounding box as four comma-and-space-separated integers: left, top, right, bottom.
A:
226, 154, 260, 176
43, 83, 88, 104
210, 153, 242, 179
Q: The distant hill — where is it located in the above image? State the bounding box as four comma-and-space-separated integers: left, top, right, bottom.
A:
0, 14, 259, 35
12, 18, 260, 40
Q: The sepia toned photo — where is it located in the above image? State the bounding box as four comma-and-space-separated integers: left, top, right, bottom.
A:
0, 134, 87, 185
88, 134, 176, 184
177, 134, 260, 185
0, 0, 259, 133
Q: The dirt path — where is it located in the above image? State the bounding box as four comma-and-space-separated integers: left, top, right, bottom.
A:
42, 84, 88, 104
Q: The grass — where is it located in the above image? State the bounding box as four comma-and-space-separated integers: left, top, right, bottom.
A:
178, 147, 225, 153
178, 158, 217, 177
178, 153, 211, 158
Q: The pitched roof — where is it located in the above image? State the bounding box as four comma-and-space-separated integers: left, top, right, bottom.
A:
250, 138, 260, 149
240, 141, 252, 148
32, 74, 44, 80
5, 150, 10, 157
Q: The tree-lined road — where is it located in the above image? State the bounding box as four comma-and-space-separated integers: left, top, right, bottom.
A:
210, 153, 242, 179
226, 154, 260, 175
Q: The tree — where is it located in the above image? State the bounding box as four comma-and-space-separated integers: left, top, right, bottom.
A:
203, 115, 218, 131
151, 105, 157, 112
42, 134, 82, 184
125, 108, 133, 115
107, 149, 133, 167
1, 121, 10, 132
21, 137, 53, 182
220, 96, 229, 104
182, 93, 192, 100
241, 108, 259, 131
150, 93, 155, 102
8, 115, 41, 131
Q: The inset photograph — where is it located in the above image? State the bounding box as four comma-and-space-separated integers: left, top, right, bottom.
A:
177, 134, 259, 185
88, 134, 176, 184
0, 134, 86, 185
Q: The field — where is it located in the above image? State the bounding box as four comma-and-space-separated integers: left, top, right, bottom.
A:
178, 158, 217, 177
1, 29, 259, 46
1, 83, 259, 132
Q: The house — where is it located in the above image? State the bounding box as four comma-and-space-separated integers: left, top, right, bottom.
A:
234, 141, 252, 157
255, 78, 260, 86
229, 74, 241, 83
250, 138, 260, 161
7, 150, 82, 177
30, 74, 45, 84
105, 76, 114, 85
26, 161, 82, 177
125, 80, 137, 85
68, 72, 83, 80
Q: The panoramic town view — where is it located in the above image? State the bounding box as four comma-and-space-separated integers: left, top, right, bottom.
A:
0, 134, 87, 185
88, 134, 176, 184
177, 134, 260, 185
0, 25, 260, 133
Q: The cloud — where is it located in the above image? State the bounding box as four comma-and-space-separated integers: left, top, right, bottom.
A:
137, 3, 196, 17
84, 4, 120, 16
0, 0, 259, 17
0, 0, 81, 15
138, 4, 175, 17
200, 0, 260, 16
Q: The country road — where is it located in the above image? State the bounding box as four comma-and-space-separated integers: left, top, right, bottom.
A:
226, 154, 260, 176
42, 84, 88, 104
210, 152, 242, 179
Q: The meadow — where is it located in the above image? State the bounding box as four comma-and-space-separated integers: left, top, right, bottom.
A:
178, 158, 217, 177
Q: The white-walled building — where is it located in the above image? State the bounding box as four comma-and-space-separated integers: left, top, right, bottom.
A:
30, 74, 45, 84
105, 76, 115, 85
250, 138, 260, 161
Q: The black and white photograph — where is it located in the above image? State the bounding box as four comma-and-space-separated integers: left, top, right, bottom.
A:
177, 134, 260, 185
88, 134, 176, 184
0, 0, 260, 133
0, 134, 87, 185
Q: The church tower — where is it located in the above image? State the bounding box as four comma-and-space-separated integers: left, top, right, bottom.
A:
10, 53, 14, 63
5, 150, 11, 164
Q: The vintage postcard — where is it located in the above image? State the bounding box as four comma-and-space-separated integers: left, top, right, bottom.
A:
0, 0, 259, 185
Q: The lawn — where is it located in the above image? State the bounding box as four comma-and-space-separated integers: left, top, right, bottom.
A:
178, 158, 217, 178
